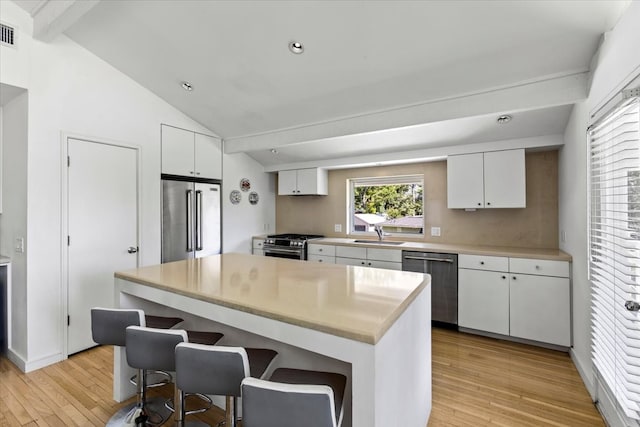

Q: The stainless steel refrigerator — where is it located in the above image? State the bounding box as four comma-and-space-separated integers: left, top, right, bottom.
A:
162, 175, 221, 262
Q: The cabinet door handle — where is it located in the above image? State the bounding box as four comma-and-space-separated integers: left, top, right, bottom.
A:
361, 261, 365, 265
477, 202, 482, 206
512, 276, 517, 280
319, 248, 323, 252
487, 202, 491, 206
501, 275, 506, 279
368, 262, 372, 266
480, 261, 485, 265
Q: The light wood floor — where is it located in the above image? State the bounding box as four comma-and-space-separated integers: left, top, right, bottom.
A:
0, 328, 603, 426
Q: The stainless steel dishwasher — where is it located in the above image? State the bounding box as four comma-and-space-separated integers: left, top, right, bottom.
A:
402, 251, 458, 326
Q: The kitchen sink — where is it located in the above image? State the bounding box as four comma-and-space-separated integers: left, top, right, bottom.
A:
353, 240, 405, 245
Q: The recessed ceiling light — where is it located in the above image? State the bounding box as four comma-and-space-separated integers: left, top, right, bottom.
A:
270, 148, 278, 154
181, 81, 193, 91
288, 41, 304, 54
497, 114, 512, 124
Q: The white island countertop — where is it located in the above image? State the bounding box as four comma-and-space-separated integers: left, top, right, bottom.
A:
115, 252, 429, 344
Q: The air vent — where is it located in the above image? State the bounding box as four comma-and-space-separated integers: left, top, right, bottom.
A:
1, 23, 15, 46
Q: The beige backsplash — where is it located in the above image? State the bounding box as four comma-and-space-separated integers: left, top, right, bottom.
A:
276, 150, 559, 249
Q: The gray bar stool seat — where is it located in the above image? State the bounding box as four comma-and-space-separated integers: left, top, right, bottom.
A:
241, 368, 347, 427
145, 314, 184, 329
91, 308, 147, 427
174, 343, 278, 427
126, 325, 189, 426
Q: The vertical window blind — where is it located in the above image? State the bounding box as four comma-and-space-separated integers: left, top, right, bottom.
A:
590, 95, 640, 420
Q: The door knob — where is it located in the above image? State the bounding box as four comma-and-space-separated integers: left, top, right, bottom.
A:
127, 246, 138, 254
625, 301, 640, 312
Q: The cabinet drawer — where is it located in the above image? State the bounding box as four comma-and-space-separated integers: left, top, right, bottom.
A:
336, 246, 367, 259
509, 258, 570, 277
335, 256, 366, 267
369, 260, 402, 271
308, 254, 335, 264
459, 254, 508, 271
367, 248, 401, 263
308, 244, 336, 256
252, 239, 265, 250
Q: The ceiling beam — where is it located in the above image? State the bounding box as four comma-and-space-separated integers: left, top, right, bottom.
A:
260, 134, 565, 172
225, 72, 588, 154
31, 0, 100, 42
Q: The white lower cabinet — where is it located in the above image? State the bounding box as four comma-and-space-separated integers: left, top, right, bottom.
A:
308, 244, 336, 263
509, 273, 570, 346
335, 246, 402, 270
458, 268, 510, 335
458, 254, 571, 347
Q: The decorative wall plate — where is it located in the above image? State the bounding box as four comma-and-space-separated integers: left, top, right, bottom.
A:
230, 190, 242, 204
248, 191, 259, 205
240, 178, 251, 192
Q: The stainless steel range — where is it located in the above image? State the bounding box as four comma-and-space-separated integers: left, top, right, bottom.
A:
263, 233, 324, 260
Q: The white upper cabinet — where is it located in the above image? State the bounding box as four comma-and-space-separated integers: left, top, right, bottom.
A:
161, 125, 222, 180
446, 152, 484, 209
447, 149, 526, 209
278, 168, 328, 195
194, 133, 222, 180
483, 149, 526, 208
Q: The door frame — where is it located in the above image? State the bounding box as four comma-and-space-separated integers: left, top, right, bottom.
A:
60, 132, 142, 359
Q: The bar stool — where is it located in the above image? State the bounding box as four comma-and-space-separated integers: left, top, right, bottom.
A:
91, 308, 148, 426
125, 326, 190, 425
241, 368, 347, 427
174, 343, 278, 427
124, 325, 224, 422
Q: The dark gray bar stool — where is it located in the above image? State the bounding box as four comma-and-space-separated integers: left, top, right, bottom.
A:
174, 343, 278, 427
126, 325, 189, 426
91, 308, 147, 426
241, 368, 347, 427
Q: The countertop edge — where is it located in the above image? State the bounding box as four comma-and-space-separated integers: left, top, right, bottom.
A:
115, 269, 429, 345
304, 238, 572, 262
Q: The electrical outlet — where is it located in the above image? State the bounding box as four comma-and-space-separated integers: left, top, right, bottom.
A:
561, 230, 567, 243
14, 237, 25, 253
334, 224, 342, 233
431, 227, 441, 237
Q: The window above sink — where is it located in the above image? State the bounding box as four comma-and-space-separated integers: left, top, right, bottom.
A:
348, 174, 425, 238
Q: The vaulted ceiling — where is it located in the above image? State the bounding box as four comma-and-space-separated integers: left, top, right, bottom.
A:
13, 0, 631, 168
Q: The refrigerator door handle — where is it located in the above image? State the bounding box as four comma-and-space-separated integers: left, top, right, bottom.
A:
195, 190, 203, 251
186, 189, 193, 252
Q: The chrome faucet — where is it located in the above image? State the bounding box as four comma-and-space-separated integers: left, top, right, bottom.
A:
374, 224, 384, 241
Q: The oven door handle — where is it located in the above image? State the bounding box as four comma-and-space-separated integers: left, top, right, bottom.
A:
263, 247, 303, 255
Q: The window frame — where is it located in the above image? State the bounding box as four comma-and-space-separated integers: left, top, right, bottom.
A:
347, 174, 425, 237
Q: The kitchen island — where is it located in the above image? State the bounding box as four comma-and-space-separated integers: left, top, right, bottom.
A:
114, 253, 431, 427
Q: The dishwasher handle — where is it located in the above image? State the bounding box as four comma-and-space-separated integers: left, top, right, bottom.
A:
403, 255, 454, 263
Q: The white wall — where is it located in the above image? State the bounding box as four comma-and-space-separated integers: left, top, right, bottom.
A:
0, 91, 28, 359
0, 2, 274, 370
559, 2, 640, 424
222, 151, 276, 253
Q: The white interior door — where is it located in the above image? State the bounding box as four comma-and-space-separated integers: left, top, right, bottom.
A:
67, 138, 138, 355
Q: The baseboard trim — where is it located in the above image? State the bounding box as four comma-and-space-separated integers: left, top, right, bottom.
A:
589, 364, 640, 427
7, 348, 63, 373
570, 348, 595, 400
6, 347, 27, 372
